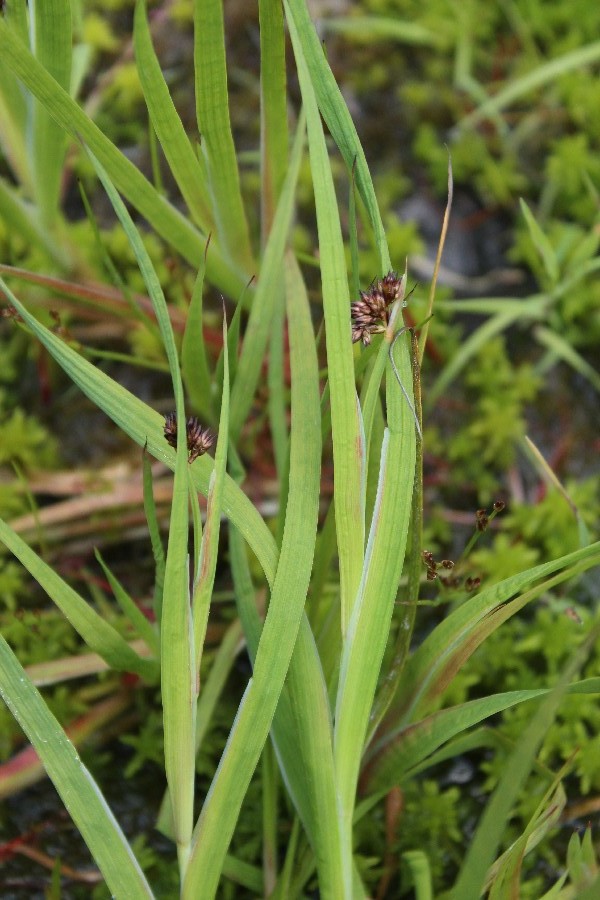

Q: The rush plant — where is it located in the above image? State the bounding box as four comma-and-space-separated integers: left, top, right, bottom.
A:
1, 1, 599, 898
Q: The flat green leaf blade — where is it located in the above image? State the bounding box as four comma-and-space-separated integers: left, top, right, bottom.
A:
387, 543, 600, 729
459, 41, 600, 131
183, 215, 322, 899
259, 0, 289, 236
535, 324, 600, 393
0, 635, 153, 899
193, 0, 254, 272
30, 0, 72, 224
161, 413, 196, 854
289, 6, 365, 629
192, 315, 229, 667
451, 626, 600, 899
265, 256, 344, 894
134, 0, 214, 232
520, 199, 559, 284
334, 327, 417, 855
0, 517, 157, 680
0, 276, 278, 588
0, 19, 248, 300
95, 550, 159, 656
229, 112, 305, 439
181, 251, 214, 423
363, 679, 600, 793
285, 0, 390, 271
85, 150, 183, 396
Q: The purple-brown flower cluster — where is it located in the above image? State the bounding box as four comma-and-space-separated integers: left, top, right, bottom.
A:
350, 270, 404, 346
164, 413, 215, 463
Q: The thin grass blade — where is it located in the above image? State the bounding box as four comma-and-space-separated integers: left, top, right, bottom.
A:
289, 9, 365, 630
334, 324, 417, 868
285, 0, 390, 270
0, 517, 157, 680
30, 0, 72, 225
259, 0, 289, 238
451, 625, 600, 899
376, 544, 600, 731
192, 314, 229, 671
94, 549, 159, 656
134, 0, 214, 232
181, 244, 215, 423
193, 0, 254, 272
362, 678, 600, 793
142, 448, 166, 623
183, 215, 322, 898
0, 275, 279, 587
0, 635, 154, 898
228, 112, 305, 440
0, 20, 248, 299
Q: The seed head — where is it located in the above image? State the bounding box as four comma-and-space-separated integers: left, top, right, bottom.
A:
164, 413, 215, 463
350, 271, 406, 345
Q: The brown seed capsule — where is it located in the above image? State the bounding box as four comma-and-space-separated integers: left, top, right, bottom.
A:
441, 559, 455, 569
185, 416, 215, 463
164, 413, 215, 463
0, 306, 23, 321
164, 412, 178, 449
475, 509, 489, 532
493, 500, 506, 512
350, 272, 404, 345
378, 271, 404, 305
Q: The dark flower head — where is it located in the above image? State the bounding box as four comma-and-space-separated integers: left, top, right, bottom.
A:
164, 412, 178, 447
378, 271, 404, 305
350, 270, 406, 345
164, 413, 215, 463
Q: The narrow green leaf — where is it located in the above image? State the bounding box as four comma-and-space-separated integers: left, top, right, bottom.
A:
88, 146, 196, 868
155, 618, 244, 840
229, 112, 305, 439
0, 176, 69, 266
192, 315, 229, 671
0, 19, 249, 300
181, 246, 215, 423
84, 150, 182, 394
259, 0, 289, 238
134, 0, 214, 232
334, 323, 416, 871
427, 310, 522, 407
0, 2, 29, 188
459, 41, 600, 131
30, 0, 72, 225
0, 517, 157, 680
323, 16, 444, 47
193, 0, 254, 272
289, 9, 365, 629
285, 0, 390, 271
94, 549, 159, 656
379, 544, 600, 733
535, 324, 600, 393
451, 626, 600, 899
142, 447, 166, 624
520, 199, 559, 284
363, 679, 600, 793
0, 274, 279, 589
161, 420, 196, 862
183, 215, 322, 898
0, 636, 154, 898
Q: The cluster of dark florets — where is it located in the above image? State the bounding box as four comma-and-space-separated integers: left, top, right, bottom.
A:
350, 270, 404, 346
164, 413, 215, 463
